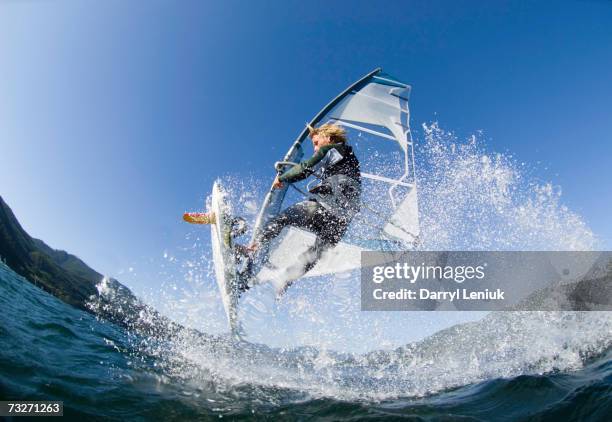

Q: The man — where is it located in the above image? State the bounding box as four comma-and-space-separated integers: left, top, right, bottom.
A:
242, 123, 361, 291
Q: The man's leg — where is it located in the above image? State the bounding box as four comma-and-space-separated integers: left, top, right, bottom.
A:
238, 201, 323, 289
274, 211, 350, 295
240, 201, 340, 293
257, 200, 323, 246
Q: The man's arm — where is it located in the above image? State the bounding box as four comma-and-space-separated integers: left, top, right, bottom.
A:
278, 145, 333, 184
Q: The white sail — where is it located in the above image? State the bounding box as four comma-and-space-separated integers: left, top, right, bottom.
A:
252, 69, 419, 281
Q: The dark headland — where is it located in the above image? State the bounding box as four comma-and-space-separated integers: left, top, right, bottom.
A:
0, 195, 179, 337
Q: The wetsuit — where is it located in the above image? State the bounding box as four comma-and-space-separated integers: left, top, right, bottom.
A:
256, 142, 361, 280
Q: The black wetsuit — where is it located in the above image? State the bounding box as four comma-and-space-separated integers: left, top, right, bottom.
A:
256, 142, 361, 278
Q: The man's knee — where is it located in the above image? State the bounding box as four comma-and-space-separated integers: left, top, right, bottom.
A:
321, 218, 349, 246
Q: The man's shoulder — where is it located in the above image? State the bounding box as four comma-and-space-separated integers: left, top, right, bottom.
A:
322, 143, 350, 153
330, 143, 354, 156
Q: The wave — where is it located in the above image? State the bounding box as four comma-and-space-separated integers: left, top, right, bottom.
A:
2, 261, 611, 419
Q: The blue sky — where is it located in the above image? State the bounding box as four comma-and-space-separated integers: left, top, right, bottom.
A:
1, 0, 611, 298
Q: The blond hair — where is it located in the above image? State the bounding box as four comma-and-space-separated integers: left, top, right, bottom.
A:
307, 123, 347, 143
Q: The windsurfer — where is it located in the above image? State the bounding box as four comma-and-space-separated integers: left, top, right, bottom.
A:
240, 123, 362, 291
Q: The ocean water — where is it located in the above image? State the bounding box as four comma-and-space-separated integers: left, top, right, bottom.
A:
3, 124, 611, 420
2, 262, 612, 420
